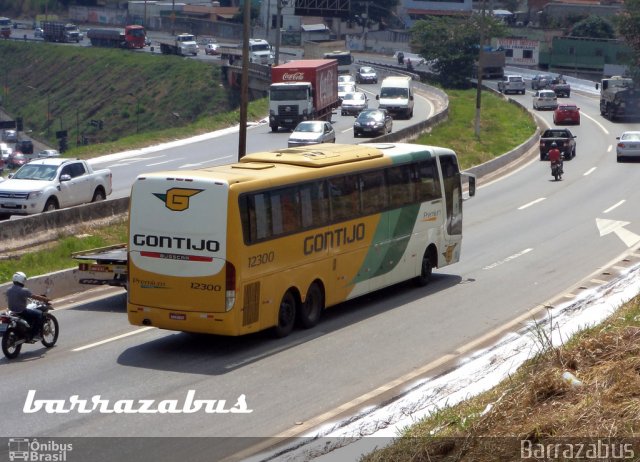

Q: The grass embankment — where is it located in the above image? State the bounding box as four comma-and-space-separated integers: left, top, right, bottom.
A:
0, 41, 268, 157
0, 86, 536, 284
362, 294, 640, 461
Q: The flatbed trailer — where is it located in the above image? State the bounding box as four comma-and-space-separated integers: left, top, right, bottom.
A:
73, 244, 128, 288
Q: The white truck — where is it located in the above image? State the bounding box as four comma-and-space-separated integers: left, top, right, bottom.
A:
73, 243, 128, 288
219, 39, 274, 65
158, 33, 199, 56
0, 158, 112, 220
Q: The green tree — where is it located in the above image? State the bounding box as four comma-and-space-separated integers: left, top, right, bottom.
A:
570, 15, 615, 38
410, 15, 507, 88
616, 0, 640, 81
349, 0, 402, 30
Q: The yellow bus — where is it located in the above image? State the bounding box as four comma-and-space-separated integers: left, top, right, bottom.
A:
127, 143, 475, 337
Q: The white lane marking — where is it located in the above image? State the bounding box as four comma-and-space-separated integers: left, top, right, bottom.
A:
607, 144, 613, 153
518, 197, 546, 210
604, 200, 625, 214
581, 112, 609, 135
583, 167, 596, 176
179, 155, 236, 168
483, 248, 533, 270
146, 160, 174, 167
342, 127, 354, 133
72, 327, 155, 352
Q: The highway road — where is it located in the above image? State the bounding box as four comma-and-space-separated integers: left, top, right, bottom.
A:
2, 69, 640, 462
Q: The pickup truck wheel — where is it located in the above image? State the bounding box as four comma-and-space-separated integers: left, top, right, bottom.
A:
43, 198, 58, 213
92, 188, 105, 202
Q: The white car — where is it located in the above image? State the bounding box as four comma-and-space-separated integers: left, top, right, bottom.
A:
204, 43, 219, 55
287, 121, 336, 147
37, 149, 60, 158
338, 83, 356, 103
338, 74, 355, 84
533, 90, 558, 110
497, 74, 526, 95
616, 131, 640, 162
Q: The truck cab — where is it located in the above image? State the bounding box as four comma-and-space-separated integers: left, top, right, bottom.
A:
248, 39, 274, 65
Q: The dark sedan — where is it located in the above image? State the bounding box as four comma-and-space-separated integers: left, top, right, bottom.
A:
353, 109, 392, 137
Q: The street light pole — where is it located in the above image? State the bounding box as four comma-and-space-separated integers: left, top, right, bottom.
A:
274, 0, 282, 65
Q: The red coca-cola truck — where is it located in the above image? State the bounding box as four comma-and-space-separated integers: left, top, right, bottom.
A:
268, 59, 339, 132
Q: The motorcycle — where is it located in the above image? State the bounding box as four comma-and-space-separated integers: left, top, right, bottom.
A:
551, 153, 564, 181
0, 299, 58, 359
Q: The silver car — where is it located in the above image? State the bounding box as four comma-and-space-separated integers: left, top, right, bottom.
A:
356, 66, 378, 84
532, 90, 558, 110
338, 83, 356, 103
340, 91, 368, 116
287, 121, 336, 147
616, 131, 640, 162
2, 129, 17, 143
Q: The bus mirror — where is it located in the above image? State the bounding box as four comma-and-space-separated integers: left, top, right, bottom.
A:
463, 173, 476, 197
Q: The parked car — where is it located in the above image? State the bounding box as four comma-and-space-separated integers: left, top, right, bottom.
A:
204, 43, 219, 55
2, 129, 17, 143
7, 152, 29, 169
340, 91, 368, 116
355, 66, 378, 84
15, 139, 34, 155
497, 74, 526, 95
37, 149, 60, 158
338, 83, 356, 103
531, 74, 553, 90
0, 143, 11, 161
553, 104, 580, 125
533, 90, 558, 110
353, 109, 393, 137
616, 131, 640, 162
338, 74, 356, 84
287, 120, 336, 147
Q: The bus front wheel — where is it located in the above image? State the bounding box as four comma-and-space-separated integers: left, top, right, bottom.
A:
274, 291, 297, 338
299, 283, 323, 329
414, 251, 433, 287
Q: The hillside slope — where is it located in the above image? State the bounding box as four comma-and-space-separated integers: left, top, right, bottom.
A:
0, 41, 244, 150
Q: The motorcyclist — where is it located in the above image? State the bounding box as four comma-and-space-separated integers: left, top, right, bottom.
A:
5, 272, 50, 340
548, 142, 563, 174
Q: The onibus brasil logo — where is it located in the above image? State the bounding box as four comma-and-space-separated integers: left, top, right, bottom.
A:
8, 438, 72, 461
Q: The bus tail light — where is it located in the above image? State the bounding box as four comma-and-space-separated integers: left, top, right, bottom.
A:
225, 262, 236, 311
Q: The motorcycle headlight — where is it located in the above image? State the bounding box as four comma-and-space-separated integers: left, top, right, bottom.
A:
28, 191, 43, 200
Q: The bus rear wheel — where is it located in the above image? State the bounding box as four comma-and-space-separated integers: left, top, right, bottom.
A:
299, 283, 323, 329
274, 291, 297, 338
414, 251, 433, 287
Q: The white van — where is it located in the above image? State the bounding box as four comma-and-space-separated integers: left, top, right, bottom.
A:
376, 76, 414, 119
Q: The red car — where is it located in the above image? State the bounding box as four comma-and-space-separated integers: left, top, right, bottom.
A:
553, 103, 580, 125
8, 152, 28, 169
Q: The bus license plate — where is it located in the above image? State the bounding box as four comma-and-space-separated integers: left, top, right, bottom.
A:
169, 313, 186, 321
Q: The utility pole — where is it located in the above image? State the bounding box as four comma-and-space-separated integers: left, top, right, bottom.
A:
474, 0, 486, 138
274, 0, 283, 65
238, 0, 251, 159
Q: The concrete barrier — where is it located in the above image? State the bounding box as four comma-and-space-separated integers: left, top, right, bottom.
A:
0, 197, 129, 253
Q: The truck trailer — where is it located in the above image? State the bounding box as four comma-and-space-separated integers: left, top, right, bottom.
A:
87, 25, 146, 49
42, 21, 80, 43
158, 33, 198, 56
268, 59, 339, 132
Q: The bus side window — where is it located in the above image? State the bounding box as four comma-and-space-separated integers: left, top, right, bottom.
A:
387, 165, 414, 208
360, 170, 387, 215
300, 181, 329, 229
415, 159, 441, 201
254, 193, 272, 241
329, 174, 359, 222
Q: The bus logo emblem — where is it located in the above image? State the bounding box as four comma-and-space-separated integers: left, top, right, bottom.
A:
153, 188, 203, 211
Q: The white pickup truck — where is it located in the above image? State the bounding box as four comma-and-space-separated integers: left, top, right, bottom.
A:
0, 158, 112, 220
